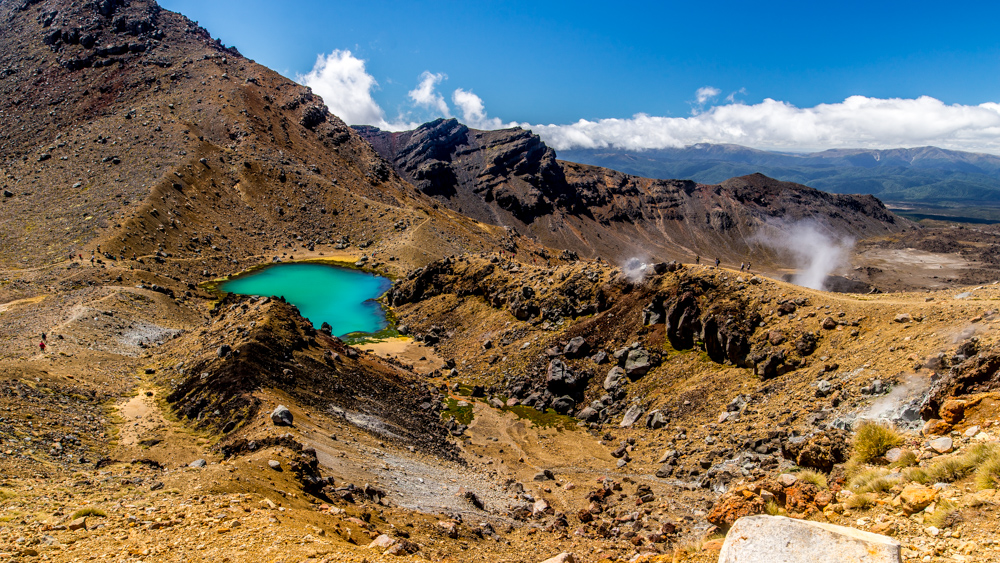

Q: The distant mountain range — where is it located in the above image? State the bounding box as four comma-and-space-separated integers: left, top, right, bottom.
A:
558, 145, 1000, 209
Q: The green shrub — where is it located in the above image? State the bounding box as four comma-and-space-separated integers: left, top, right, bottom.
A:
851, 421, 903, 464
764, 498, 787, 516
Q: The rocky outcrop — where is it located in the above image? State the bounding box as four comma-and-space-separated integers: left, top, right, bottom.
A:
356, 121, 913, 266
921, 340, 1000, 420
718, 515, 902, 563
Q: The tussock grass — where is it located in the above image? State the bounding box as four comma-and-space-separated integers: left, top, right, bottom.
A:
70, 507, 106, 519
764, 499, 787, 516
851, 421, 903, 464
926, 498, 959, 528
903, 467, 932, 484
929, 457, 974, 483
974, 453, 1000, 490
850, 468, 900, 494
845, 493, 876, 510
889, 450, 918, 469
795, 469, 828, 489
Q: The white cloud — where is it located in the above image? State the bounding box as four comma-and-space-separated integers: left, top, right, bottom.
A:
297, 50, 417, 131
695, 86, 721, 104
725, 87, 747, 104
452, 88, 508, 130
409, 71, 450, 117
525, 96, 1000, 154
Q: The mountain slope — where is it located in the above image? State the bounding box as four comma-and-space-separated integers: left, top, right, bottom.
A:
356, 119, 912, 265
559, 144, 1000, 206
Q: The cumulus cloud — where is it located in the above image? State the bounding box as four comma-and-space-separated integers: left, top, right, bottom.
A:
409, 71, 450, 117
452, 88, 509, 130
297, 50, 388, 127
526, 96, 1000, 153
695, 86, 721, 104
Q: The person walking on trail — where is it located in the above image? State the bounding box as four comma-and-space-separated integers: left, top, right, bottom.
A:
41, 332, 46, 342
39, 341, 46, 352
715, 257, 720, 268
695, 255, 700, 265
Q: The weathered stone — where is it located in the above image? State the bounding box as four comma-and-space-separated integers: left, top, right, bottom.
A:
189, 458, 206, 468
928, 436, 953, 454
68, 516, 87, 531
922, 418, 952, 436
551, 395, 576, 414
939, 399, 967, 424
718, 515, 901, 563
532, 498, 550, 517
624, 349, 651, 378
821, 316, 837, 330
603, 367, 625, 390
563, 336, 589, 358
369, 534, 397, 549
271, 405, 293, 426
645, 409, 667, 429
900, 484, 937, 515
620, 405, 644, 428
894, 313, 912, 323
267, 460, 282, 470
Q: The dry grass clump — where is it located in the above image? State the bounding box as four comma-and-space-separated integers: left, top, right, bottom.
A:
850, 468, 901, 494
974, 453, 1000, 490
795, 469, 828, 489
903, 466, 932, 484
70, 507, 107, 519
926, 498, 960, 528
851, 421, 903, 464
845, 493, 876, 510
764, 499, 787, 516
929, 456, 975, 483
889, 450, 918, 469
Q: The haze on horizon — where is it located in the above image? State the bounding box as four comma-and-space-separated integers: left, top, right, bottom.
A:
159, 0, 1000, 155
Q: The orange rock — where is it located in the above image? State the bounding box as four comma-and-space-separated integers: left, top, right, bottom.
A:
900, 484, 936, 514
922, 418, 952, 436
708, 492, 765, 528
940, 400, 967, 424
702, 538, 725, 551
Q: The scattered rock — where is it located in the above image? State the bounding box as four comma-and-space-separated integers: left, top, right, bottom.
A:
620, 405, 644, 428
271, 405, 293, 426
624, 348, 651, 378
928, 436, 953, 454
603, 367, 625, 390
894, 313, 913, 323
189, 459, 206, 468
268, 460, 282, 471
68, 516, 87, 531
900, 484, 937, 514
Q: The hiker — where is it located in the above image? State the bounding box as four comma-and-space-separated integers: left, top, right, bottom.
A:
41, 332, 46, 341
39, 341, 46, 352
740, 262, 745, 271
715, 257, 720, 268
695, 255, 700, 265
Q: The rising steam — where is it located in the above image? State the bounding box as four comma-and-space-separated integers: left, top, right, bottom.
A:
755, 219, 854, 290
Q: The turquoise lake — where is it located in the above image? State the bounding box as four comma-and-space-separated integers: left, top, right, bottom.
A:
220, 263, 393, 337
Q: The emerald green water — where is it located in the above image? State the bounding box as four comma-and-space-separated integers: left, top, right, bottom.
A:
220, 263, 392, 337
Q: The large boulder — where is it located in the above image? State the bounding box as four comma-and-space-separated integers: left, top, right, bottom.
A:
563, 337, 590, 358
719, 515, 901, 563
546, 359, 579, 394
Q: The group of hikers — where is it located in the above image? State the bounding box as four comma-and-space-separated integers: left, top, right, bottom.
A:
694, 255, 752, 273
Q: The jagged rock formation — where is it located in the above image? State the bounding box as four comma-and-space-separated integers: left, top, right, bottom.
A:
357, 119, 913, 266
163, 293, 459, 460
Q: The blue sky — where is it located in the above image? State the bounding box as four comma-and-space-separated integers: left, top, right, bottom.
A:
158, 0, 1000, 153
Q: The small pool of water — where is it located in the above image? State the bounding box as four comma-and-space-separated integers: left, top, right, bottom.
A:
220, 263, 393, 337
